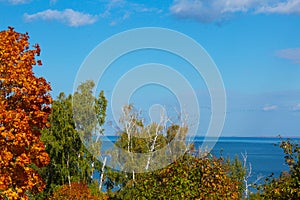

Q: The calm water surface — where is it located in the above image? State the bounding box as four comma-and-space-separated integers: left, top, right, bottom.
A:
99, 136, 298, 187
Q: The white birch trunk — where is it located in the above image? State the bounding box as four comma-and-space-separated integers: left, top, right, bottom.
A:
67, 153, 71, 187
145, 111, 166, 170
99, 157, 107, 192
91, 161, 94, 179
145, 132, 159, 170
132, 170, 135, 185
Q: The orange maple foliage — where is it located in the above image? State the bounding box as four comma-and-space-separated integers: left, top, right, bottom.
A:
50, 182, 108, 200
0, 27, 52, 199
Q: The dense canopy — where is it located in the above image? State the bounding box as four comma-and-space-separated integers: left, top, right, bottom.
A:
0, 27, 52, 199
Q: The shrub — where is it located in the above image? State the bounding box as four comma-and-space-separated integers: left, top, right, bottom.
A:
50, 182, 108, 200
115, 154, 243, 200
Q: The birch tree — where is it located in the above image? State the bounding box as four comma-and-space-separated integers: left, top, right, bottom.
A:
109, 104, 188, 190
73, 80, 107, 180
41, 81, 107, 195
41, 93, 87, 193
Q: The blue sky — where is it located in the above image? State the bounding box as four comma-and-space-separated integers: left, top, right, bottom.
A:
1, 0, 300, 137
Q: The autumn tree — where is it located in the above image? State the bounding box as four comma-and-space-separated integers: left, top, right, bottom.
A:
116, 153, 243, 200
50, 182, 108, 200
0, 27, 52, 199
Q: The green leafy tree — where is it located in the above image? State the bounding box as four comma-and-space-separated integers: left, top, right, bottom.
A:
41, 93, 83, 194
40, 81, 107, 197
73, 80, 108, 181
106, 105, 216, 198
108, 105, 188, 176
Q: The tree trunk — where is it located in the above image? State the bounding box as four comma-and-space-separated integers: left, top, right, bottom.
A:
145, 134, 158, 170
132, 170, 135, 186
91, 162, 94, 179
99, 157, 107, 192
67, 153, 71, 187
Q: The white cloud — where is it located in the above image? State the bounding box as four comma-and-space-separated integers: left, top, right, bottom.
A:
2, 0, 58, 5
2, 0, 31, 4
170, 0, 220, 23
100, 0, 162, 25
257, 0, 300, 14
24, 9, 98, 27
6, 0, 160, 26
170, 0, 300, 23
262, 105, 278, 111
276, 48, 300, 64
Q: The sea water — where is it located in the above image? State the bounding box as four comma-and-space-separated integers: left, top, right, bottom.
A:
192, 137, 291, 185
97, 136, 297, 190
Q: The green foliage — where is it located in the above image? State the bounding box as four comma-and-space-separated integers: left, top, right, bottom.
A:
251, 138, 300, 199
73, 80, 98, 143
108, 105, 188, 174
114, 154, 243, 200
105, 105, 244, 199
35, 81, 300, 200
41, 93, 83, 193
73, 81, 108, 179
40, 81, 107, 197
104, 105, 189, 195
226, 155, 247, 196
95, 90, 107, 134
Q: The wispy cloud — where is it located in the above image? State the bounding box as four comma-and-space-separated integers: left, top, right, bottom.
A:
2, 0, 59, 5
24, 9, 98, 27
109, 11, 130, 26
262, 104, 278, 111
9, 0, 161, 26
170, 0, 300, 23
257, 0, 300, 14
2, 0, 31, 4
276, 48, 300, 64
100, 0, 162, 26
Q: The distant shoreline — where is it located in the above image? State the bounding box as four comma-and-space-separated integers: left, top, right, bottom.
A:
99, 135, 300, 143
101, 135, 300, 138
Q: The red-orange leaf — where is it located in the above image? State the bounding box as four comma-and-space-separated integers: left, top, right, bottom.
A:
0, 27, 52, 200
